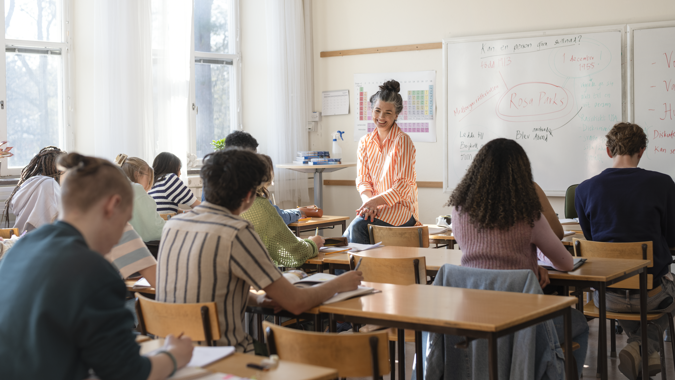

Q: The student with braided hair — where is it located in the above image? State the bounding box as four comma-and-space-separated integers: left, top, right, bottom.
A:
4, 146, 64, 233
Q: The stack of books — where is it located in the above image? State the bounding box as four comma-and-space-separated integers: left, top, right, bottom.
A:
293, 151, 341, 165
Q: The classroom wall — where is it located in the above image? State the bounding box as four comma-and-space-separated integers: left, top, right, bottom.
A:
308, 0, 675, 227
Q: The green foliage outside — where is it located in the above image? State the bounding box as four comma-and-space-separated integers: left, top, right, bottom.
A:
211, 138, 226, 151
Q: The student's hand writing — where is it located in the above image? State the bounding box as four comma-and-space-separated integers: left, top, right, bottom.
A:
162, 333, 194, 369
537, 266, 550, 289
308, 235, 325, 249
335, 270, 363, 292
258, 295, 283, 313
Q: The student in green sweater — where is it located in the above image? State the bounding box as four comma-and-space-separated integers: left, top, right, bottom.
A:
241, 154, 324, 267
0, 153, 193, 380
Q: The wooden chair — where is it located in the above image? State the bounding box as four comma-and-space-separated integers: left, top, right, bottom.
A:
573, 239, 675, 378
263, 321, 390, 380
368, 225, 429, 248
135, 293, 220, 346
349, 254, 426, 380
0, 228, 19, 239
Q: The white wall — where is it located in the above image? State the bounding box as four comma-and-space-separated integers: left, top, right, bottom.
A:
308, 0, 675, 227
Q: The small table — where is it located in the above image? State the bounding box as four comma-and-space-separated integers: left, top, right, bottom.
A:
139, 339, 337, 380
277, 163, 356, 209
320, 282, 578, 380
546, 258, 651, 380
288, 215, 349, 236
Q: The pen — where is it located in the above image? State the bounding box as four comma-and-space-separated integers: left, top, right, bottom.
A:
177, 332, 184, 339
354, 257, 363, 271
315, 227, 319, 236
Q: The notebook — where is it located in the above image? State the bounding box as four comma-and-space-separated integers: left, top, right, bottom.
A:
538, 258, 587, 272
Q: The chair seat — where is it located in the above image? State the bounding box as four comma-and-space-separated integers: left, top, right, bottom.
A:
387, 328, 416, 342
583, 302, 665, 321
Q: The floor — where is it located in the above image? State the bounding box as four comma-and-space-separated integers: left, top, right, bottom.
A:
354, 318, 675, 380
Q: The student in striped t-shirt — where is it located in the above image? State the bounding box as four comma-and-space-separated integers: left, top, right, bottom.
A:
156, 148, 362, 353
149, 152, 200, 214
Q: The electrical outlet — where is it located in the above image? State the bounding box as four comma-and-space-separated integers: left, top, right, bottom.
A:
310, 112, 321, 122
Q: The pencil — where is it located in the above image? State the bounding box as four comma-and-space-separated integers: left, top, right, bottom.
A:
315, 227, 319, 236
354, 257, 363, 271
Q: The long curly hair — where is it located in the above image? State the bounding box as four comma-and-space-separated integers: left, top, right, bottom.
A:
2, 146, 65, 227
446, 138, 541, 230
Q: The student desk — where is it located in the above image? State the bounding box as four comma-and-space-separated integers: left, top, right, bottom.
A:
320, 246, 462, 275
546, 258, 651, 380
288, 215, 349, 237
320, 282, 578, 380
276, 163, 356, 209
139, 339, 337, 380
125, 279, 155, 296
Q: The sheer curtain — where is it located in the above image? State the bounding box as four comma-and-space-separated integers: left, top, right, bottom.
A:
265, 0, 311, 207
93, 0, 154, 162
92, 0, 192, 166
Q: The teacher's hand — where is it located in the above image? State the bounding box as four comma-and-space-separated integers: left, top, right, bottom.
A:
356, 198, 380, 222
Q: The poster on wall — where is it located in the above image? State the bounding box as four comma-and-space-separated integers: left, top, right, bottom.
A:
354, 71, 437, 142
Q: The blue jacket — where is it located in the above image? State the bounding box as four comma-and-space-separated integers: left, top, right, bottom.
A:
419, 264, 565, 380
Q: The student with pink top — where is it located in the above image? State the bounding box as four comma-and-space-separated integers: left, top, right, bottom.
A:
447, 138, 588, 377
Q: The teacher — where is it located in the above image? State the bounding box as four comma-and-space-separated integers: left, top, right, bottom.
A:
344, 80, 420, 244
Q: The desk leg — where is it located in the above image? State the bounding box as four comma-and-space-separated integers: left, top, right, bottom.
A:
598, 283, 608, 380
314, 170, 323, 209
415, 330, 423, 380
640, 270, 649, 380
314, 314, 322, 332
329, 314, 336, 333
564, 307, 575, 380
398, 329, 406, 380
488, 334, 498, 380
341, 220, 346, 235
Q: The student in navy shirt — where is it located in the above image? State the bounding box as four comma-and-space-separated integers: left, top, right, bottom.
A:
0, 153, 193, 380
575, 122, 675, 380
150, 152, 200, 214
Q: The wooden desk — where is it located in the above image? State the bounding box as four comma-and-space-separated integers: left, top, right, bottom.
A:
547, 258, 651, 380
139, 339, 337, 380
277, 163, 356, 209
288, 215, 349, 237
125, 279, 156, 296
425, 224, 456, 249
320, 283, 577, 380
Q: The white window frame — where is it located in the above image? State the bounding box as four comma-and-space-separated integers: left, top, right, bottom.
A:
188, 0, 241, 168
0, 0, 73, 176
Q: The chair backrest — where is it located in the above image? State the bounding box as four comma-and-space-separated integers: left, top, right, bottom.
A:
368, 225, 429, 248
564, 184, 579, 219
349, 254, 426, 285
573, 239, 653, 290
264, 321, 390, 379
135, 293, 220, 345
0, 228, 18, 239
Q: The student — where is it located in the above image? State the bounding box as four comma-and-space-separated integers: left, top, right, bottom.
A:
240, 154, 324, 267
447, 138, 588, 377
575, 122, 675, 380
344, 80, 419, 244
0, 153, 193, 380
115, 154, 166, 241
156, 148, 362, 353
3, 146, 64, 233
150, 152, 200, 214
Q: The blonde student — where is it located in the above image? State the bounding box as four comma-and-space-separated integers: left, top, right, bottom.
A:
240, 155, 324, 267
115, 154, 165, 241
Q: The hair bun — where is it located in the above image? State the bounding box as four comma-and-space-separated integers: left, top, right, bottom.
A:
114, 154, 128, 166
380, 80, 400, 94
57, 153, 88, 171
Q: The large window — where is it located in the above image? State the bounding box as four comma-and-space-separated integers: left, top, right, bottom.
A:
2, 0, 70, 174
191, 0, 240, 160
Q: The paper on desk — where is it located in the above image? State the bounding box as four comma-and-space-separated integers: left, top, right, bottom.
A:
428, 227, 448, 235
348, 242, 382, 252
323, 285, 375, 304
559, 218, 579, 225
563, 230, 576, 237
319, 246, 351, 253
133, 278, 151, 288
186, 346, 236, 368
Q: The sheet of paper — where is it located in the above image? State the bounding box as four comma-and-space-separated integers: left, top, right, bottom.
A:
323, 286, 375, 304
186, 346, 236, 368
348, 242, 382, 252
563, 230, 576, 237
428, 227, 448, 235
559, 218, 579, 225
319, 246, 351, 253
133, 278, 151, 288
322, 89, 350, 116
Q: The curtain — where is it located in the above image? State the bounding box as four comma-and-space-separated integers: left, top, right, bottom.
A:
93, 0, 154, 162
92, 0, 192, 168
265, 0, 311, 207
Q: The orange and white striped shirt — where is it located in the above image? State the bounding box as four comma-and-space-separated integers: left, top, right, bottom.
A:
356, 124, 419, 226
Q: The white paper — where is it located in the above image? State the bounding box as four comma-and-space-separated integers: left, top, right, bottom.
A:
563, 230, 576, 237
354, 71, 436, 142
348, 242, 383, 252
186, 346, 236, 368
133, 278, 151, 288
322, 90, 350, 116
428, 227, 448, 235
319, 246, 351, 253
323, 286, 375, 304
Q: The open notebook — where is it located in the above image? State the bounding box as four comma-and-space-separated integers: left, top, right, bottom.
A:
537, 258, 587, 272
284, 273, 375, 303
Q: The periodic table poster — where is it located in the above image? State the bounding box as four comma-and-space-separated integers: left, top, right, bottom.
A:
354, 71, 437, 142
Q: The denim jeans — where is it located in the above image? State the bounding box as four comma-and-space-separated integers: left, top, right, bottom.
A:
342, 215, 416, 244
593, 275, 675, 355
553, 308, 590, 377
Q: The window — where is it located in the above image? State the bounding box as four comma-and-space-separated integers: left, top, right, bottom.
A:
1, 0, 70, 174
191, 0, 240, 161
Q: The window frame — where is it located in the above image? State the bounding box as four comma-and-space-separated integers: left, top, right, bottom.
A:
0, 0, 73, 176
188, 0, 241, 168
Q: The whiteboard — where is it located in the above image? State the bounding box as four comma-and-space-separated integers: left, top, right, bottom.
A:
444, 26, 624, 195
628, 22, 675, 178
